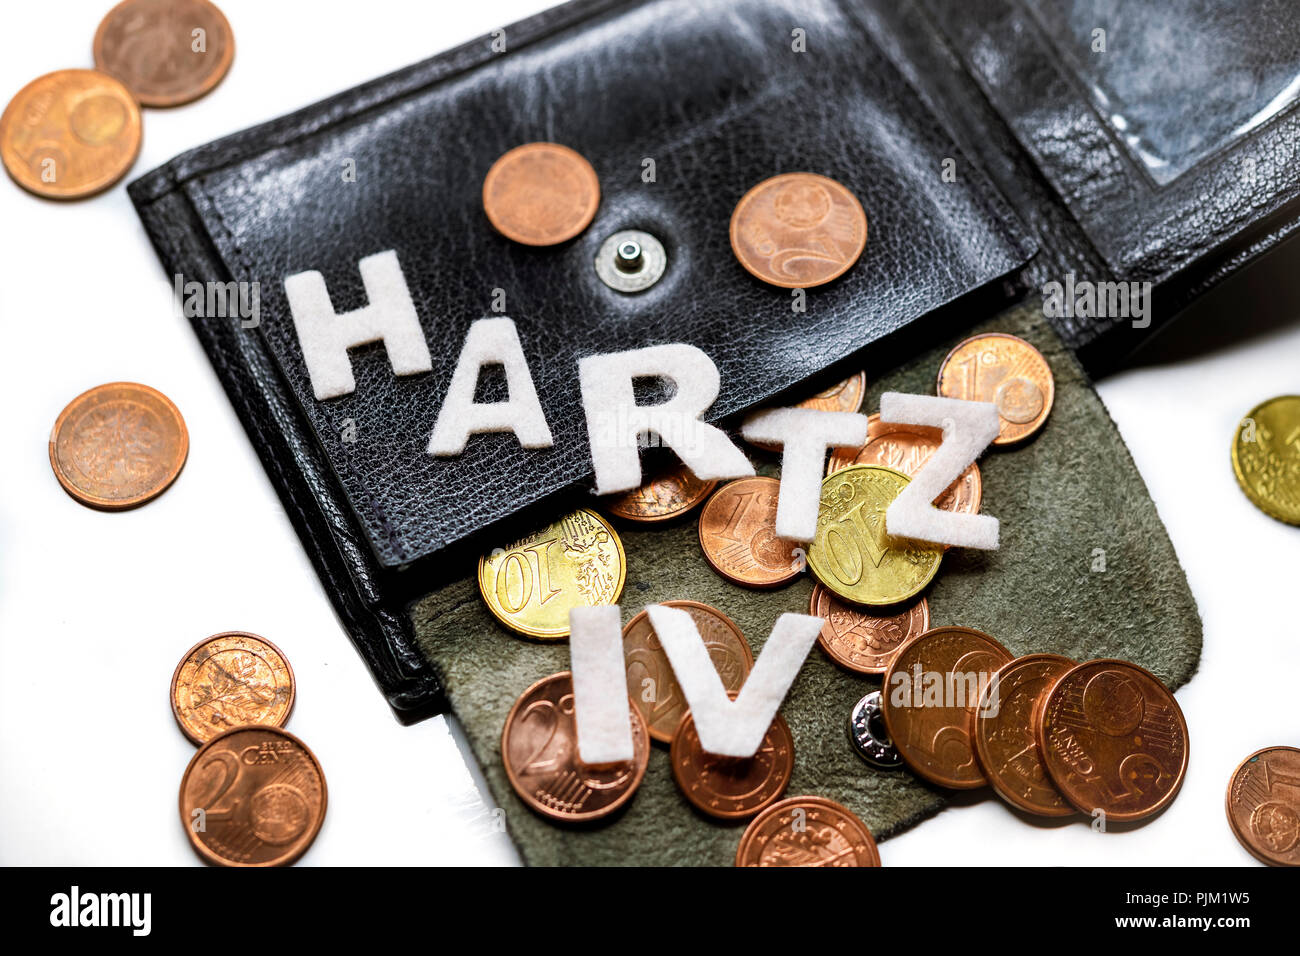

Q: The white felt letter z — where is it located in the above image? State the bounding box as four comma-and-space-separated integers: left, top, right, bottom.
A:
427, 317, 554, 455
644, 604, 823, 757
879, 391, 1000, 549
283, 249, 432, 400
569, 606, 634, 764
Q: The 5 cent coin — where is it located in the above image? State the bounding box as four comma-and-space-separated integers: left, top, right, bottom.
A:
179, 725, 326, 866
605, 461, 717, 523
1226, 746, 1300, 866
49, 382, 188, 509
810, 582, 928, 674
170, 632, 295, 745
698, 476, 802, 588
501, 671, 649, 823
1, 69, 142, 199
936, 333, 1054, 445
671, 703, 793, 819
482, 142, 600, 245
94, 0, 235, 107
735, 796, 880, 867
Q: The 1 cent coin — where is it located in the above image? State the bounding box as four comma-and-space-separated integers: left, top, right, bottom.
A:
1, 69, 142, 199
478, 508, 625, 640
1037, 659, 1189, 822
698, 476, 802, 588
1231, 395, 1300, 525
49, 382, 188, 509
936, 333, 1054, 445
671, 703, 793, 819
94, 0, 235, 107
170, 632, 295, 745
501, 671, 649, 823
179, 725, 326, 866
810, 582, 928, 675
807, 465, 943, 606
605, 461, 717, 523
730, 173, 867, 288
972, 654, 1076, 817
482, 142, 600, 245
828, 414, 982, 516
1226, 746, 1300, 866
624, 600, 753, 744
735, 796, 880, 867
881, 626, 1014, 789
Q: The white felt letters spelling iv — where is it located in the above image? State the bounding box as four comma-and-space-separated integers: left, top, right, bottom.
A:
644, 604, 823, 757
569, 606, 634, 764
578, 344, 754, 495
878, 391, 1000, 549
740, 408, 869, 542
284, 249, 432, 400
427, 318, 554, 455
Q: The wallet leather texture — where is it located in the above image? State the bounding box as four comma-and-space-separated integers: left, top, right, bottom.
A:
130, 0, 1033, 712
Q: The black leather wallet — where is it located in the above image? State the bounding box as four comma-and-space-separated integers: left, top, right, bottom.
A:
128, 0, 1294, 713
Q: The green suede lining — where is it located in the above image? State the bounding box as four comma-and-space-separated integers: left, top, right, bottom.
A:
408, 302, 1202, 866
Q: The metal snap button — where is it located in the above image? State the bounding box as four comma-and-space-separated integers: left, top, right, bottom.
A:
595, 229, 666, 293
848, 691, 903, 768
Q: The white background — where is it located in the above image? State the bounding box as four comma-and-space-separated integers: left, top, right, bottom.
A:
1, 0, 1295, 866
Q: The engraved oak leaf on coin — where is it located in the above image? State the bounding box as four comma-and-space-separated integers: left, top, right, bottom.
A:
192, 652, 275, 724
74, 403, 162, 482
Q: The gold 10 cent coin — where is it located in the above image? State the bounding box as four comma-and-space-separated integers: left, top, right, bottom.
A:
730, 172, 867, 288
1231, 395, 1300, 525
94, 0, 235, 107
936, 332, 1054, 445
50, 382, 188, 509
807, 465, 943, 606
179, 725, 326, 866
1226, 746, 1300, 866
482, 142, 600, 245
171, 632, 295, 745
479, 508, 625, 639
1, 69, 142, 199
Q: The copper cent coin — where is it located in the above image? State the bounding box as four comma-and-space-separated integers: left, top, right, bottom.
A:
179, 725, 326, 866
881, 626, 1014, 789
972, 654, 1076, 817
671, 703, 793, 819
1037, 659, 1189, 823
810, 582, 929, 675
502, 671, 649, 823
746, 370, 867, 452
94, 0, 235, 107
170, 632, 295, 745
1226, 746, 1300, 866
735, 796, 880, 867
50, 382, 188, 509
624, 600, 753, 744
937, 333, 1054, 445
730, 173, 867, 288
0, 69, 142, 199
698, 476, 802, 588
828, 414, 982, 516
482, 142, 600, 245
605, 461, 717, 523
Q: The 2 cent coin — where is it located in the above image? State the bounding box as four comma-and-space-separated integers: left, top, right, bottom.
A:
735, 796, 880, 867
936, 333, 1054, 445
94, 0, 235, 107
482, 142, 600, 245
1226, 746, 1300, 866
170, 632, 295, 745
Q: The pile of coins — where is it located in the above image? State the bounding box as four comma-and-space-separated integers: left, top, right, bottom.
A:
1, 0, 233, 200
171, 632, 326, 866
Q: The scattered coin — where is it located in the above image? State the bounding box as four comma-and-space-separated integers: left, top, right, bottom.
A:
807, 465, 943, 606
501, 671, 649, 823
605, 461, 717, 523
730, 172, 867, 288
482, 142, 600, 245
1226, 746, 1300, 867
828, 414, 982, 516
94, 0, 235, 107
478, 508, 625, 640
1231, 395, 1300, 525
170, 632, 295, 745
881, 626, 1013, 789
810, 582, 928, 674
848, 691, 903, 769
0, 69, 142, 199
746, 370, 867, 452
623, 600, 753, 744
936, 332, 1054, 445
179, 725, 326, 866
49, 382, 188, 509
671, 702, 793, 819
972, 654, 1076, 817
735, 796, 880, 866
1037, 659, 1189, 823
697, 476, 802, 588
